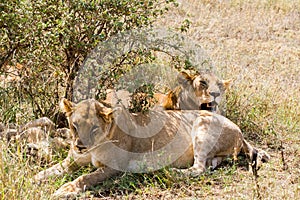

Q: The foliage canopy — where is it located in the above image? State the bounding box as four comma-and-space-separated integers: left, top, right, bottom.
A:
0, 0, 177, 124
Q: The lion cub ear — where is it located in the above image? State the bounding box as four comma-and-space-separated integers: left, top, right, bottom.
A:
95, 102, 113, 123
222, 79, 232, 90
178, 71, 195, 85
60, 98, 75, 117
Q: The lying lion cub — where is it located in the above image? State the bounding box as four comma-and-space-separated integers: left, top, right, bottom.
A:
153, 71, 232, 113
101, 71, 231, 113
35, 99, 269, 198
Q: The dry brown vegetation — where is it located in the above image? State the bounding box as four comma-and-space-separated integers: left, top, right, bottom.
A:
156, 0, 300, 198
1, 0, 299, 199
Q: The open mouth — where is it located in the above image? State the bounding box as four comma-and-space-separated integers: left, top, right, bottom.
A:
200, 101, 218, 112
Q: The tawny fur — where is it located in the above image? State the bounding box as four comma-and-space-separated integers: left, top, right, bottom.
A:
34, 99, 269, 198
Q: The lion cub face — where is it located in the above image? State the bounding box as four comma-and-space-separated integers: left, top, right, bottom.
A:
178, 71, 231, 112
60, 99, 113, 153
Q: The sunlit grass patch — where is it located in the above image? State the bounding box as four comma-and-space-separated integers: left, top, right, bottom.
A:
0, 0, 299, 199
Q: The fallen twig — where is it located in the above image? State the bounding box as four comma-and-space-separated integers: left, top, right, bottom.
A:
251, 150, 262, 200
280, 141, 288, 171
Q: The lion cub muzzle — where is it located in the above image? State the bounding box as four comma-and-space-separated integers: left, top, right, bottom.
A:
74, 138, 88, 153
209, 91, 220, 99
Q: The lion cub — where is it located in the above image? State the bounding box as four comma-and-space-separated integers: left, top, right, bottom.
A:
34, 99, 269, 198
154, 71, 232, 113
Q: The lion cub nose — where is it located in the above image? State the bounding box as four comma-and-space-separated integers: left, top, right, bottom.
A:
210, 92, 220, 98
75, 139, 85, 148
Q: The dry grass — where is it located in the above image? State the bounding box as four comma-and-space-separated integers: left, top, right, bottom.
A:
155, 0, 300, 198
1, 0, 299, 199
0, 141, 54, 199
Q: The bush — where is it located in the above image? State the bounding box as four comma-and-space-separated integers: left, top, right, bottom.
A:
0, 0, 177, 124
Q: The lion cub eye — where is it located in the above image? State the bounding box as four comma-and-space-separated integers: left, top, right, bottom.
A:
91, 125, 99, 132
200, 80, 208, 89
90, 125, 100, 140
90, 125, 99, 134
72, 122, 79, 133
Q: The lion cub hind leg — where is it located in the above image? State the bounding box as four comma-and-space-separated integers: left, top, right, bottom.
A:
173, 145, 210, 177
208, 157, 224, 169
173, 154, 210, 177
179, 115, 214, 177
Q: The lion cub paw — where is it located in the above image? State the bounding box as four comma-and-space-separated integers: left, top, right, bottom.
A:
170, 167, 205, 177
52, 182, 82, 199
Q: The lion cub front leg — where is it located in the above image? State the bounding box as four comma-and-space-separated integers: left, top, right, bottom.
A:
34, 147, 91, 182
34, 155, 79, 183
53, 167, 120, 198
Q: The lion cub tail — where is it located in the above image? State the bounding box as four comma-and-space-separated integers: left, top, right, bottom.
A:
242, 139, 270, 174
